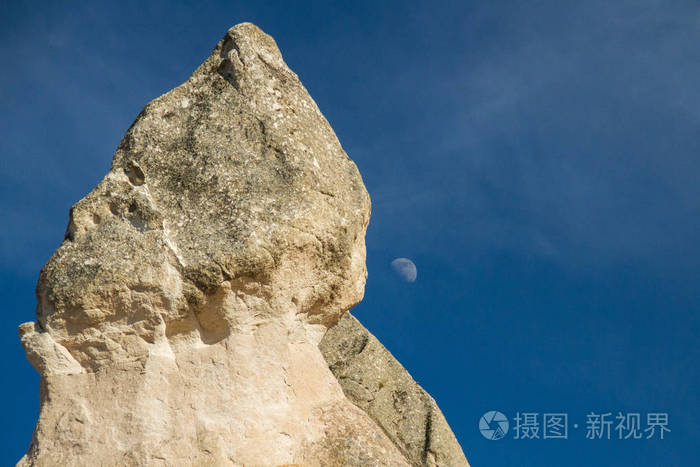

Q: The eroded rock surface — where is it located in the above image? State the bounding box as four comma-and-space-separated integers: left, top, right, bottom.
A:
321, 313, 469, 467
18, 22, 467, 467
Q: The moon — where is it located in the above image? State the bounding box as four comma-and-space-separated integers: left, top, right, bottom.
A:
391, 258, 417, 283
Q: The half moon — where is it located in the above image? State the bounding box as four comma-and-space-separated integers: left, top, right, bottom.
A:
391, 258, 417, 283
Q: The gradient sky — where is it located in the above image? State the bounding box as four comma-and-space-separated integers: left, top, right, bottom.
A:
1, 1, 698, 465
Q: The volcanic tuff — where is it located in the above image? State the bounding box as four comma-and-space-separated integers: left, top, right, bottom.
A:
18, 23, 469, 466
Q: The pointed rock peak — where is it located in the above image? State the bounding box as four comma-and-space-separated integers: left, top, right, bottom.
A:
18, 23, 467, 467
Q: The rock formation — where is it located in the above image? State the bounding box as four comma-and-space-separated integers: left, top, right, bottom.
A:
320, 313, 468, 466
18, 23, 468, 466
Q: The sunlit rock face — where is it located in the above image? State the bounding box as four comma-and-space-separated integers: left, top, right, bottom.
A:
18, 23, 467, 467
320, 312, 469, 466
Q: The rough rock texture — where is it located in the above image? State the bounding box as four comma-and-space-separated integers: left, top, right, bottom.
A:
320, 313, 469, 466
18, 23, 467, 466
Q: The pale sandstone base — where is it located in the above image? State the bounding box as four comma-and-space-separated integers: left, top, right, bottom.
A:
18, 312, 410, 467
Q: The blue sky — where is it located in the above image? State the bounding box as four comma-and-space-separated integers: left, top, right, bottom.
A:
1, 1, 698, 465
